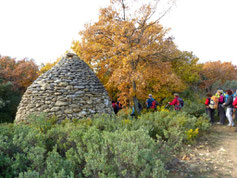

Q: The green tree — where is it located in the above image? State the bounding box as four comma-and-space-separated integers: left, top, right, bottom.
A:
0, 79, 21, 123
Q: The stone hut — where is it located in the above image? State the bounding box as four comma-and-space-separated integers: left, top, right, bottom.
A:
15, 53, 113, 123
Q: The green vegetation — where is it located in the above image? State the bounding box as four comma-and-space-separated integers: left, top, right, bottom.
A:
0, 111, 210, 177
0, 79, 22, 123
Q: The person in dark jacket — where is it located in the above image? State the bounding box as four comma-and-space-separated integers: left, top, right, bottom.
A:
205, 93, 215, 124
223, 90, 234, 127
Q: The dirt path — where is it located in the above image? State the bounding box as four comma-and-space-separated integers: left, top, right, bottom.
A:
168, 125, 237, 177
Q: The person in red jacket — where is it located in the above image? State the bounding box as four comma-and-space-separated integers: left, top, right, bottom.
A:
112, 101, 119, 114
168, 93, 180, 110
205, 93, 215, 124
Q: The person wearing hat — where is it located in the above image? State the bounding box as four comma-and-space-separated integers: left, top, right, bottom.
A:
146, 94, 154, 109
168, 93, 181, 110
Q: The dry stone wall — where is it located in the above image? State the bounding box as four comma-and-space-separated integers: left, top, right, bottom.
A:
15, 53, 113, 123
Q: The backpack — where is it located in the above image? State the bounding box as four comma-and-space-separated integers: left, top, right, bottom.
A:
208, 96, 218, 109
177, 97, 184, 108
209, 98, 215, 109
147, 98, 153, 108
151, 100, 158, 109
211, 96, 218, 109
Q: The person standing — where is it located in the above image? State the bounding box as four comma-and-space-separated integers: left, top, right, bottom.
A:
217, 90, 225, 125
223, 90, 234, 127
146, 94, 154, 110
168, 93, 181, 110
112, 101, 119, 114
205, 93, 215, 124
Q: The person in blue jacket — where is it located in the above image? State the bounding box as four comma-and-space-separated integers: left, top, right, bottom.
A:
146, 94, 154, 109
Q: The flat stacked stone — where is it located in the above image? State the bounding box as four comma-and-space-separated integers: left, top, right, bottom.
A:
15, 53, 113, 123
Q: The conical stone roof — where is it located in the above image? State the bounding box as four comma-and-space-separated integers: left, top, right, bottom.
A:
15, 53, 113, 123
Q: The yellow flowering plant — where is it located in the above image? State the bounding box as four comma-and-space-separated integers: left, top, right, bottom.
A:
186, 128, 199, 141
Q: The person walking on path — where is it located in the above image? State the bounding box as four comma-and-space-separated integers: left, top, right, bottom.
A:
205, 93, 215, 124
168, 93, 181, 111
223, 90, 234, 127
217, 90, 225, 125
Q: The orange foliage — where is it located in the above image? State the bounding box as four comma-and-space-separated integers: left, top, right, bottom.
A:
0, 56, 39, 92
72, 0, 182, 105
200, 61, 237, 91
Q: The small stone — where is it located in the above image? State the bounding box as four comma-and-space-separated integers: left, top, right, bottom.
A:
66, 52, 75, 58
78, 111, 87, 117
55, 101, 68, 106
54, 93, 62, 96
50, 107, 60, 112
58, 82, 68, 87
64, 109, 73, 114
70, 104, 78, 108
73, 108, 81, 112
87, 100, 93, 104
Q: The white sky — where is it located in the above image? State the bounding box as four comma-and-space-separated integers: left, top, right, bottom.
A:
0, 0, 237, 65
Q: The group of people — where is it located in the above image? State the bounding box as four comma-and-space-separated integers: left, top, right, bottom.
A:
112, 93, 184, 116
112, 89, 237, 127
146, 93, 184, 111
205, 89, 237, 126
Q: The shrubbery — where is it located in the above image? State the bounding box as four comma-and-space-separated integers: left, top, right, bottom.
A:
0, 111, 210, 177
0, 80, 22, 123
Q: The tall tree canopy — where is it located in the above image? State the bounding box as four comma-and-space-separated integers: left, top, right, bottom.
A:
72, 0, 183, 112
0, 55, 38, 122
200, 61, 237, 92
0, 56, 39, 92
171, 51, 202, 86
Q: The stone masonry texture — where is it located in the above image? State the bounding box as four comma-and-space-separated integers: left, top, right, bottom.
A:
15, 53, 113, 123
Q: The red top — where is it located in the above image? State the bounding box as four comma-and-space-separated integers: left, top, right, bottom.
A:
233, 97, 237, 108
112, 103, 117, 109
205, 98, 210, 106
169, 96, 179, 106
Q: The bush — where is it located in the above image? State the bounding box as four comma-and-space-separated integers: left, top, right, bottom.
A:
0, 111, 210, 177
181, 99, 206, 117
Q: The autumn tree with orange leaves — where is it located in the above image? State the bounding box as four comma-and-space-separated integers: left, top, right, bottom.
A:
0, 55, 39, 122
200, 61, 237, 92
0, 56, 39, 92
72, 0, 181, 115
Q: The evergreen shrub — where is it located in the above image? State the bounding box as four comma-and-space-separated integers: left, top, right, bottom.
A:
0, 111, 210, 177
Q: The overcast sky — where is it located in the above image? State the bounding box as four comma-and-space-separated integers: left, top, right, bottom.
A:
0, 0, 237, 65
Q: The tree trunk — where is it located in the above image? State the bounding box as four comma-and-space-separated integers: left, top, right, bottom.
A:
132, 80, 140, 117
